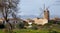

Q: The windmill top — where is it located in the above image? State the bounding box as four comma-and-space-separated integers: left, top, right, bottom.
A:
44, 7, 49, 12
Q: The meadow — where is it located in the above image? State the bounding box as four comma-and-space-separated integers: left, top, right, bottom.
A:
0, 29, 60, 33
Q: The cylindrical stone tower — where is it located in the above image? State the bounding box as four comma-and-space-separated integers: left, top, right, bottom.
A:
44, 8, 49, 20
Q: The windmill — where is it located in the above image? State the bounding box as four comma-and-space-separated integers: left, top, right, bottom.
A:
39, 4, 50, 20
39, 4, 46, 18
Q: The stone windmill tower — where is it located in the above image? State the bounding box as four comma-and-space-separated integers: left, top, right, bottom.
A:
39, 4, 50, 22
44, 8, 50, 21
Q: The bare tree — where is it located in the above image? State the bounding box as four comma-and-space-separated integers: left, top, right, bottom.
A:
0, 0, 20, 31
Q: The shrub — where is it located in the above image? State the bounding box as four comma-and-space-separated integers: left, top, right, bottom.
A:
0, 24, 5, 29
49, 30, 58, 33
18, 22, 25, 29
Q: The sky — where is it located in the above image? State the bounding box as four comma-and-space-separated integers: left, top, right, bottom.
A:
17, 0, 60, 18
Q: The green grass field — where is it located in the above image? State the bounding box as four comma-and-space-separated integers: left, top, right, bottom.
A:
0, 29, 4, 33
0, 29, 60, 33
13, 29, 49, 33
13, 29, 60, 33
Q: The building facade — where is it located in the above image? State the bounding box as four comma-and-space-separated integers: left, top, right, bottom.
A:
25, 8, 50, 25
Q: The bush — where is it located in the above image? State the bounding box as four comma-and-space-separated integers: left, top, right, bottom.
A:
49, 30, 58, 33
31, 23, 38, 30
0, 24, 5, 29
31, 26, 38, 30
18, 21, 27, 29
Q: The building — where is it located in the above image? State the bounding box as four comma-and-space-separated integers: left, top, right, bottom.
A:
33, 18, 48, 25
33, 8, 49, 25
25, 8, 50, 25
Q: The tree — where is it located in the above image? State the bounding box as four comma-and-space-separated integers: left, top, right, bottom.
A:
0, 0, 20, 32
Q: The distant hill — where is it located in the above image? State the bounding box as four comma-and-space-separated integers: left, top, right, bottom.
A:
20, 15, 37, 19
20, 15, 60, 19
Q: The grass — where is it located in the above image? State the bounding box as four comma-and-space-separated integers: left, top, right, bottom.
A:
13, 29, 49, 33
0, 29, 4, 33
0, 29, 60, 33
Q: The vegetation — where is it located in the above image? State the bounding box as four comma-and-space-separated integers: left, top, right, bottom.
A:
0, 20, 60, 33
0, 0, 20, 33
0, 29, 60, 33
0, 0, 60, 33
